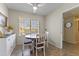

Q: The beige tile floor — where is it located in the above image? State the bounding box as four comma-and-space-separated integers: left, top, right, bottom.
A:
11, 42, 79, 56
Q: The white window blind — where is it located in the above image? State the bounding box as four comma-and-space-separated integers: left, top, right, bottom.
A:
19, 17, 39, 35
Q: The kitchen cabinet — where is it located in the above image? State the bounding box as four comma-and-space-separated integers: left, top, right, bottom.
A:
0, 34, 16, 56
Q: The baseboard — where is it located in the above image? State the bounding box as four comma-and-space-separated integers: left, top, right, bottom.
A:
48, 41, 62, 49
63, 41, 77, 44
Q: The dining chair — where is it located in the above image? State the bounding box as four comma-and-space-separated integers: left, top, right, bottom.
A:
22, 34, 34, 56
34, 34, 45, 56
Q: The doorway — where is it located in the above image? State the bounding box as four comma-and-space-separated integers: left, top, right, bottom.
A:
62, 6, 79, 56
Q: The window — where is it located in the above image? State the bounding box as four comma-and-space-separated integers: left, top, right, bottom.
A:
19, 17, 39, 35
31, 20, 39, 33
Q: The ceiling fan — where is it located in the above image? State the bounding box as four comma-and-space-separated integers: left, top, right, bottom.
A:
27, 3, 45, 13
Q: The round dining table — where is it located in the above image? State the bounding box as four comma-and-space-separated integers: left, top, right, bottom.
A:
22, 33, 39, 56
25, 33, 39, 39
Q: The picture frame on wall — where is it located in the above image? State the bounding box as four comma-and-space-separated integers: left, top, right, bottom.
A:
0, 12, 7, 27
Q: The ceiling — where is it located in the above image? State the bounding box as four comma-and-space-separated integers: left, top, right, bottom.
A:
6, 3, 64, 16
63, 6, 79, 19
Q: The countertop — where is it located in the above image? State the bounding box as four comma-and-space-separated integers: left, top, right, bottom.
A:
0, 33, 15, 38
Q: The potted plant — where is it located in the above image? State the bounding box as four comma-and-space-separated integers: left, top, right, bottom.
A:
7, 25, 13, 32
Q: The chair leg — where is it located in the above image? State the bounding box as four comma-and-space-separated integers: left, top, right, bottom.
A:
32, 44, 34, 55
22, 44, 24, 56
32, 41, 34, 54
44, 48, 45, 56
44, 44, 45, 56
47, 41, 48, 47
32, 46, 34, 55
36, 49, 37, 56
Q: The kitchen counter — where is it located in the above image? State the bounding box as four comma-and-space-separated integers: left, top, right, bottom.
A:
0, 33, 15, 38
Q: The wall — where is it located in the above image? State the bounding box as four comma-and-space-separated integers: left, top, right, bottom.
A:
8, 9, 45, 45
0, 4, 8, 55
73, 17, 79, 43
45, 3, 79, 49
64, 17, 76, 43
0, 3, 8, 17
74, 16, 79, 43
64, 16, 79, 44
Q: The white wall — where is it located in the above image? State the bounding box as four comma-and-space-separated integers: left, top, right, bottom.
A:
45, 3, 79, 49
0, 3, 8, 17
8, 9, 45, 45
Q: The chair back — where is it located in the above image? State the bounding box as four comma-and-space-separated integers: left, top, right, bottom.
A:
35, 34, 45, 46
35, 34, 46, 56
45, 31, 49, 40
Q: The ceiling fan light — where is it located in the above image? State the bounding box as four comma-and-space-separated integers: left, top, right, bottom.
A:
33, 6, 38, 10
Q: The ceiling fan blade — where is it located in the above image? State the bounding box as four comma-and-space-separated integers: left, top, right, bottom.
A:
27, 3, 46, 7
27, 3, 33, 6
38, 3, 46, 7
